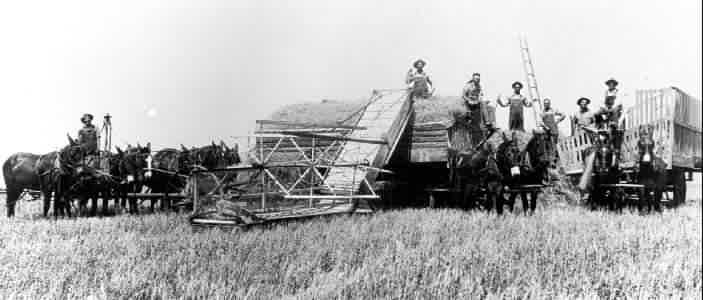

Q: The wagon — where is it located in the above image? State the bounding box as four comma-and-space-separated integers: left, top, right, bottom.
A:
558, 87, 702, 207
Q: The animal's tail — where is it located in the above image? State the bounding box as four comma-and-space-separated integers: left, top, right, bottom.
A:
578, 152, 596, 191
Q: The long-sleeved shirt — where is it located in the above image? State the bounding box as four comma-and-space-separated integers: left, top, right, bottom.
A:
78, 124, 98, 155
541, 108, 565, 134
462, 80, 483, 103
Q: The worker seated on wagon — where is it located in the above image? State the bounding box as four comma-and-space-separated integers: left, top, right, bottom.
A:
406, 59, 433, 99
78, 113, 98, 155
73, 113, 100, 170
573, 97, 595, 134
459, 79, 495, 147
462, 72, 496, 127
462, 72, 483, 105
594, 93, 626, 161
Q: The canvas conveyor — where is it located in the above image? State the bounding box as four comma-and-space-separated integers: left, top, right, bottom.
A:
322, 89, 413, 194
188, 89, 414, 228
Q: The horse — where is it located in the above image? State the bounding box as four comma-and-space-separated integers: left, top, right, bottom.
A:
635, 125, 666, 213
2, 151, 58, 217
496, 131, 548, 215
448, 133, 503, 213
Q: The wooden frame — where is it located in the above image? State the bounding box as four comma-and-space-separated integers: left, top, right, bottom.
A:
191, 130, 389, 216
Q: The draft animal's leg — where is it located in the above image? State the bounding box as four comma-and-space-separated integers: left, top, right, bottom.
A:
42, 189, 52, 218
463, 183, 476, 210
508, 192, 518, 214
90, 193, 98, 217
494, 188, 503, 215
530, 191, 538, 214
5, 188, 21, 217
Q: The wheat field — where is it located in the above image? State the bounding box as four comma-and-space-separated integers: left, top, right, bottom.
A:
0, 194, 701, 299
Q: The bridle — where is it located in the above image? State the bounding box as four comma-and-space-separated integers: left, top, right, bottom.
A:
639, 134, 655, 165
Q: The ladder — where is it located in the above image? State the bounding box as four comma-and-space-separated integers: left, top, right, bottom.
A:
519, 37, 543, 127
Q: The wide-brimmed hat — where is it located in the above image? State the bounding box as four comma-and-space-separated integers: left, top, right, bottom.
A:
413, 59, 426, 68
605, 78, 619, 86
80, 113, 94, 122
512, 81, 523, 89
577, 97, 591, 105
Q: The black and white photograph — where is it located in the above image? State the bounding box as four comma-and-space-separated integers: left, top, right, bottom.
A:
0, 0, 701, 298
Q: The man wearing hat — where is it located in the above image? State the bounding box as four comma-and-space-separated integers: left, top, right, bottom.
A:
405, 59, 433, 99
573, 97, 595, 133
604, 78, 619, 104
77, 113, 98, 156
540, 98, 565, 142
496, 81, 534, 131
540, 98, 565, 164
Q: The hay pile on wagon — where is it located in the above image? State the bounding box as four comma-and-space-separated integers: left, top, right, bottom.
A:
264, 96, 534, 163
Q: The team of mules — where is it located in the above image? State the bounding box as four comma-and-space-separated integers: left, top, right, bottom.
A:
447, 128, 552, 215
3, 139, 240, 218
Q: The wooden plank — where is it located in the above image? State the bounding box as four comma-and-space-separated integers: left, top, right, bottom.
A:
255, 128, 353, 134
256, 120, 366, 130
284, 195, 379, 200
411, 148, 448, 162
127, 193, 186, 199
284, 132, 387, 145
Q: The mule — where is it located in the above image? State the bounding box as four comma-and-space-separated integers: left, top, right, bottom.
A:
105, 145, 151, 214
579, 128, 623, 211
53, 136, 118, 217
2, 151, 58, 217
448, 132, 503, 213
496, 131, 551, 215
143, 145, 193, 211
636, 126, 666, 213
144, 141, 240, 211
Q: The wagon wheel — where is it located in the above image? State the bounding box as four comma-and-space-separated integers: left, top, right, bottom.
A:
672, 169, 686, 206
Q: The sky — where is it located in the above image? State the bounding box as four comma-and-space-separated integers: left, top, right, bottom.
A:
0, 0, 701, 184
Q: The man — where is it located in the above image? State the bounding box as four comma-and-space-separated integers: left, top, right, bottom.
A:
573, 97, 595, 134
541, 98, 565, 142
457, 72, 494, 146
405, 59, 433, 99
604, 78, 619, 104
497, 81, 534, 132
77, 113, 98, 156
462, 72, 483, 106
596, 90, 623, 131
540, 98, 565, 166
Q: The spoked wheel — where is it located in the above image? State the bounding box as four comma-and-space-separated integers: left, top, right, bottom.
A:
662, 169, 687, 208
672, 169, 687, 207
